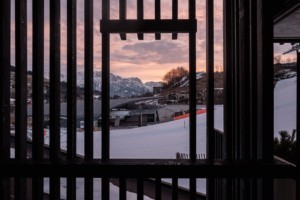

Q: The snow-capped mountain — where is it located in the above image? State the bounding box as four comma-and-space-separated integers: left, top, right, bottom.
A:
144, 81, 163, 92
77, 71, 152, 97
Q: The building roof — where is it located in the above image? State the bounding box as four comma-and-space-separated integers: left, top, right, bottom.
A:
27, 96, 163, 119
274, 1, 300, 42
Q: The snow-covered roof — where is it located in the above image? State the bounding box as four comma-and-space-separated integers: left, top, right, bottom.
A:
27, 96, 163, 119
274, 2, 300, 41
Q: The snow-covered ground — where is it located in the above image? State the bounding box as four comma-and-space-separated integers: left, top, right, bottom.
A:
26, 76, 298, 198
43, 178, 153, 200
41, 106, 224, 196
274, 77, 296, 137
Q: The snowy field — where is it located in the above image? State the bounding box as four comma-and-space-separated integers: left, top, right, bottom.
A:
23, 77, 298, 198
41, 105, 224, 197
43, 178, 153, 200
274, 77, 296, 137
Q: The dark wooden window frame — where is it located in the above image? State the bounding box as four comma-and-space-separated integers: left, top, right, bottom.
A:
0, 0, 299, 199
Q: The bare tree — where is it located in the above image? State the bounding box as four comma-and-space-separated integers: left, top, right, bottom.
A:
163, 66, 189, 88
274, 55, 281, 64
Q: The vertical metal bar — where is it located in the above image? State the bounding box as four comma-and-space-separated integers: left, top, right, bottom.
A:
0, 0, 11, 199
15, 0, 28, 164
224, 4, 235, 196
50, 178, 60, 200
233, 0, 240, 197
250, 0, 258, 198
32, 0, 44, 199
155, 0, 161, 40
137, 178, 144, 200
119, 178, 126, 200
67, 0, 77, 199
67, 0, 77, 164
223, 0, 234, 161
102, 0, 110, 161
31, 0, 43, 137
85, 0, 94, 199
256, 0, 273, 163
189, 16, 197, 200
32, 178, 44, 200
0, 177, 10, 200
84, 178, 93, 200
67, 178, 76, 200
172, 178, 178, 200
189, 0, 196, 162
50, 0, 61, 162
238, 15, 251, 200
102, 1, 110, 199
172, 0, 178, 40
119, 0, 126, 40
137, 0, 144, 20
155, 178, 161, 200
15, 0, 28, 198
102, 178, 110, 200
256, 0, 274, 198
0, 0, 11, 161
233, 0, 240, 162
238, 0, 251, 196
119, 0, 126, 19
189, 1, 197, 195
49, 0, 61, 199
189, 178, 196, 200
296, 49, 300, 200
238, 0, 251, 160
250, 0, 258, 162
84, 0, 94, 162
84, 0, 94, 161
206, 0, 215, 162
137, 0, 144, 40
189, 0, 196, 19
189, 36, 197, 160
206, 0, 215, 199
101, 39, 110, 200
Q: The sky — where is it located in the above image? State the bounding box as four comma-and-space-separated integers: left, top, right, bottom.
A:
9, 0, 296, 82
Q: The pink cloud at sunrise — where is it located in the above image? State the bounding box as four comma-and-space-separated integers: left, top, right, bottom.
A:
9, 0, 291, 83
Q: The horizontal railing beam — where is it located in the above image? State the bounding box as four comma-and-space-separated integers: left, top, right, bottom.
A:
100, 19, 197, 33
273, 37, 300, 43
0, 159, 295, 179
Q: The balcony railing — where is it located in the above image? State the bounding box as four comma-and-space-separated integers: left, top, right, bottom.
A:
0, 0, 298, 200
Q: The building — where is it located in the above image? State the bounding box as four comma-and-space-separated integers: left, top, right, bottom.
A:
27, 97, 163, 129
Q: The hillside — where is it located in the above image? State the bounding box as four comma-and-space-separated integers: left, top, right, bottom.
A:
160, 71, 224, 104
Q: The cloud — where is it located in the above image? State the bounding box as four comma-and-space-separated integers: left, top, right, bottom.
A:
14, 0, 291, 81
111, 40, 188, 65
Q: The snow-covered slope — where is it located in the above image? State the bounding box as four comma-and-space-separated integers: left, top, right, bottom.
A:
172, 72, 204, 88
44, 107, 223, 194
59, 106, 223, 194
274, 76, 296, 137
77, 71, 150, 97
43, 178, 152, 200
41, 76, 297, 196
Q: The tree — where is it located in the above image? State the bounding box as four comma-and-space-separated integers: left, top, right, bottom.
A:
162, 66, 189, 88
274, 55, 281, 64
274, 130, 296, 164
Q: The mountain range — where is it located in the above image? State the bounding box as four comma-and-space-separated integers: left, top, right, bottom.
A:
75, 71, 162, 97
